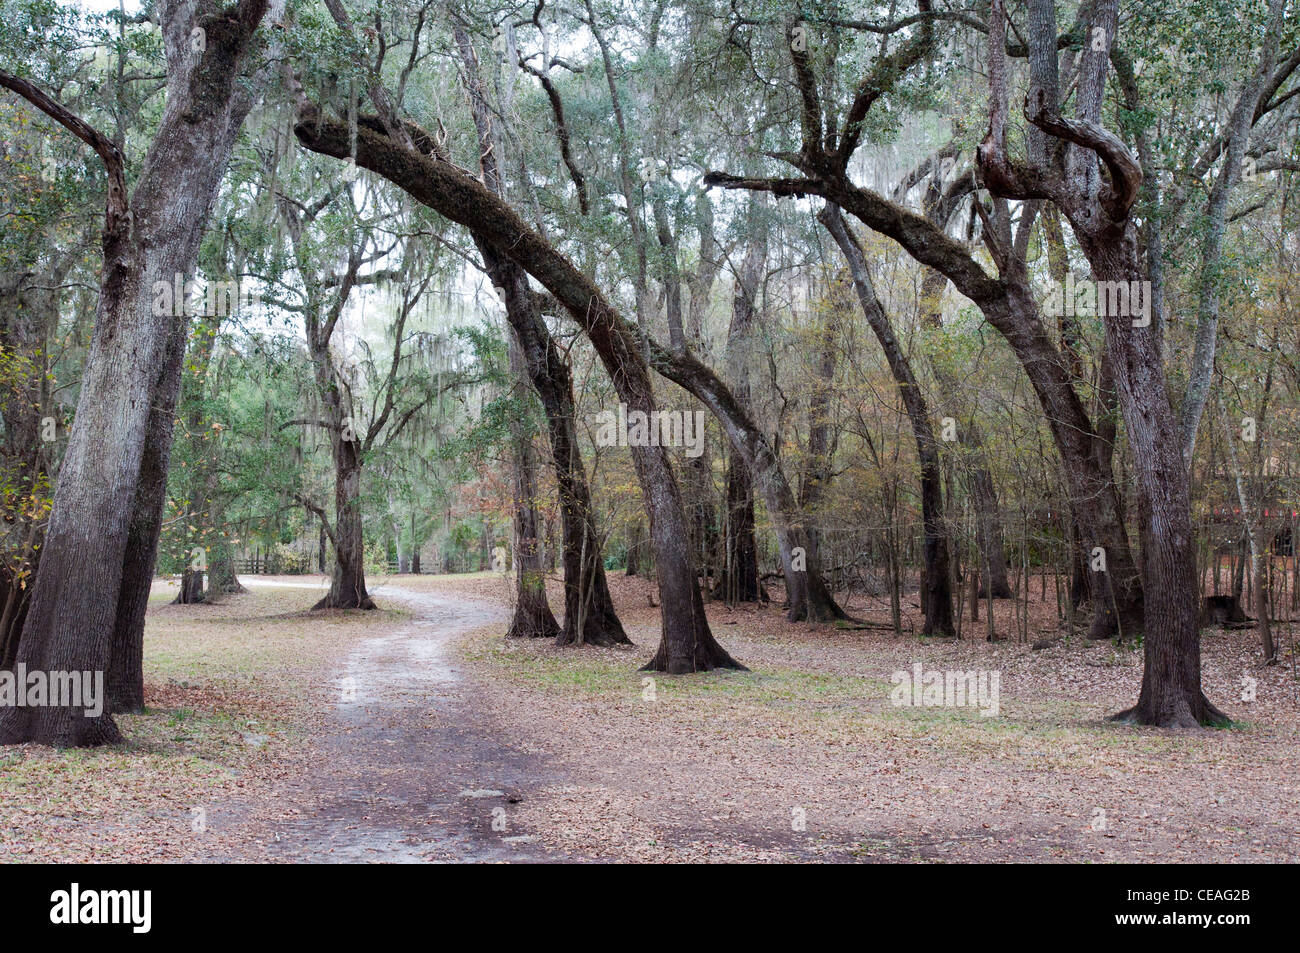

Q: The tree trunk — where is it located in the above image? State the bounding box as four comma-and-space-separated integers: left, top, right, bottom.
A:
1084, 240, 1225, 726
0, 1, 272, 745
172, 568, 206, 605
714, 453, 760, 602
209, 548, 245, 595
626, 523, 643, 576
505, 338, 561, 639
315, 449, 374, 611
292, 100, 739, 671
821, 206, 954, 635
110, 318, 188, 712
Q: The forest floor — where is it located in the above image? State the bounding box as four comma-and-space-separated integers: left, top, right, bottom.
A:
2, 570, 1298, 862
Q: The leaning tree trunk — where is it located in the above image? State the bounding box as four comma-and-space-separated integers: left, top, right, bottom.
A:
111, 319, 188, 711
292, 102, 740, 672
0, 0, 272, 746
455, 38, 629, 647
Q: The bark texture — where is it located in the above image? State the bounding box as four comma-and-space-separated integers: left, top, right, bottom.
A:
0, 0, 272, 745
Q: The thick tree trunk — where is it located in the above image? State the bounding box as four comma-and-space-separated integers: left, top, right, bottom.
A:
993, 283, 1143, 641
0, 1, 272, 745
110, 319, 188, 713
315, 452, 374, 611
505, 339, 561, 640
977, 0, 1215, 722
172, 569, 206, 605
1083, 240, 1225, 726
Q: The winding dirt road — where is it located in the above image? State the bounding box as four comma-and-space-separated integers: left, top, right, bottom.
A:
206, 580, 580, 863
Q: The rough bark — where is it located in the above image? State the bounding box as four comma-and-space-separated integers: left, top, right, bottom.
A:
979, 0, 1223, 724
505, 336, 561, 640
0, 0, 272, 746
110, 318, 189, 712
312, 447, 374, 611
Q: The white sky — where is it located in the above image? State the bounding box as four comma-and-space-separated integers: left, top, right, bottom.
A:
60, 0, 143, 14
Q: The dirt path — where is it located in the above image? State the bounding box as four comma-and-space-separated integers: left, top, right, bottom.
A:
204, 579, 578, 863
181, 574, 1300, 864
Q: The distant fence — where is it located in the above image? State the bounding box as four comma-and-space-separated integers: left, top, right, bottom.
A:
236, 553, 406, 575
237, 552, 315, 575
